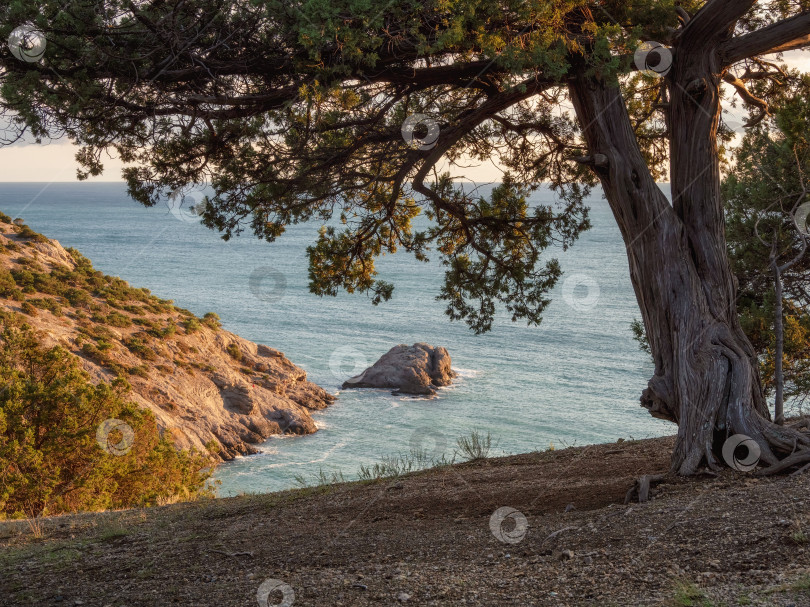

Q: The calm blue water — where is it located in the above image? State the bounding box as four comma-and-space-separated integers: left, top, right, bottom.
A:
0, 182, 673, 495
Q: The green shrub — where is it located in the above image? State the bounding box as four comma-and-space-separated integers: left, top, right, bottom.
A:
28, 298, 62, 316
133, 317, 160, 330
67, 247, 93, 269
174, 358, 194, 374
78, 323, 115, 342
149, 320, 177, 339
81, 342, 108, 364
0, 313, 213, 518
16, 225, 49, 244
0, 269, 17, 297
124, 337, 157, 361
20, 301, 37, 316
183, 317, 201, 333
202, 312, 221, 330
16, 257, 41, 270
105, 312, 132, 328
65, 287, 92, 308
121, 304, 145, 316
129, 364, 149, 378
107, 362, 128, 379
10, 268, 34, 289
225, 343, 242, 361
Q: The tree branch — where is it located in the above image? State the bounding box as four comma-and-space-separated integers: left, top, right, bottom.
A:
720, 11, 810, 66
675, 6, 692, 25
680, 0, 757, 46
722, 72, 770, 113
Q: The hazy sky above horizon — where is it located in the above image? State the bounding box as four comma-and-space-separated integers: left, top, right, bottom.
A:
1, 50, 808, 183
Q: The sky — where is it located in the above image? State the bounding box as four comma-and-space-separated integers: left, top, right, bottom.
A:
0, 51, 808, 183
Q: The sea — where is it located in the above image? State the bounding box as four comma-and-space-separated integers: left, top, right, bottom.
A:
0, 182, 676, 495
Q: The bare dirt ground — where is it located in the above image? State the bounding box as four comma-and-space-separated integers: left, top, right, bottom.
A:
2, 435, 810, 606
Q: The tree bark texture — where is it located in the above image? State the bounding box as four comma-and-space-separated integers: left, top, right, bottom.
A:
568, 42, 810, 473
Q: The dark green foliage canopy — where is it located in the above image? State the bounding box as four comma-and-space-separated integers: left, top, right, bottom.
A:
0, 1, 807, 331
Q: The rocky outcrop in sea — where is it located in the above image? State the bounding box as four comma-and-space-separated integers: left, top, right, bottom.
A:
341, 343, 456, 395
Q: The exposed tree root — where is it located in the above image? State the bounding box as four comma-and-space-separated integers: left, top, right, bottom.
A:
757, 446, 810, 475
734, 415, 810, 476
648, 331, 810, 477
790, 461, 810, 476
624, 474, 666, 504
789, 418, 810, 431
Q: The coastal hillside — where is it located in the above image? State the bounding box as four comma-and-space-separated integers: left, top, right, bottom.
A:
0, 214, 334, 461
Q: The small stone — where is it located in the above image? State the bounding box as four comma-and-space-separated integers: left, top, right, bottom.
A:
397, 591, 411, 602
565, 504, 576, 513
558, 550, 574, 561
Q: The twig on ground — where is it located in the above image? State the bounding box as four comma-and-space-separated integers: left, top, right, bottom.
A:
209, 549, 254, 558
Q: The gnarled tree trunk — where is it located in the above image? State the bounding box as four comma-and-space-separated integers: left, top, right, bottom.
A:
568, 38, 810, 473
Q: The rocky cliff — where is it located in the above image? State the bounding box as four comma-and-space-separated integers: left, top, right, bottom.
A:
0, 215, 334, 460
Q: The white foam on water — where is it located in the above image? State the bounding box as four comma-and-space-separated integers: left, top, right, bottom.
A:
453, 367, 482, 378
